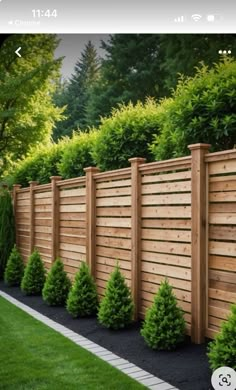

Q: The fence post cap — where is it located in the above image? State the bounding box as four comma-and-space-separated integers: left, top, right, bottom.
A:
13, 184, 22, 189
50, 176, 62, 181
29, 181, 38, 186
188, 143, 211, 151
84, 167, 100, 173
128, 157, 146, 164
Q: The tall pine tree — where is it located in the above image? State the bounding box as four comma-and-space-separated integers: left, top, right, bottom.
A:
53, 41, 100, 140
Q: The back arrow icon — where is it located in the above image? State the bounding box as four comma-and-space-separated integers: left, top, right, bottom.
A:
15, 47, 22, 57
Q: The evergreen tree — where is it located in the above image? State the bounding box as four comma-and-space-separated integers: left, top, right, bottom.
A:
53, 41, 100, 140
208, 304, 236, 370
42, 258, 71, 306
98, 263, 134, 330
21, 250, 46, 295
0, 187, 15, 278
4, 245, 24, 286
141, 279, 186, 350
66, 262, 98, 318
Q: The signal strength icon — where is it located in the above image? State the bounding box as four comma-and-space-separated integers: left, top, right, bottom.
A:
174, 15, 185, 23
192, 14, 202, 22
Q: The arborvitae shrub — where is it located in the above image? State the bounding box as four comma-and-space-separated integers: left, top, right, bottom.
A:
42, 258, 71, 306
4, 245, 24, 286
0, 188, 15, 278
208, 304, 236, 370
21, 250, 46, 295
98, 263, 134, 330
66, 262, 98, 318
141, 279, 186, 350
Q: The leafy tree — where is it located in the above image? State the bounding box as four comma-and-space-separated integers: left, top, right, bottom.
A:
92, 99, 160, 171
0, 187, 15, 278
141, 279, 186, 350
98, 263, 134, 330
4, 245, 24, 286
66, 262, 98, 318
53, 41, 100, 140
150, 59, 236, 160
208, 304, 236, 370
58, 130, 98, 179
42, 258, 71, 306
0, 34, 63, 174
21, 250, 46, 295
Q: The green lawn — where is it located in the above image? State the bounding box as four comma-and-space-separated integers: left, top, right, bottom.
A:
0, 297, 146, 390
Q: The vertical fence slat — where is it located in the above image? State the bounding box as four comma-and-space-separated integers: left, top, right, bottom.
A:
129, 157, 146, 320
84, 167, 100, 277
188, 143, 210, 344
51, 176, 62, 263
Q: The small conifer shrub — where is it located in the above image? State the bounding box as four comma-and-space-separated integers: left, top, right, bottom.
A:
42, 258, 71, 306
141, 279, 186, 350
4, 245, 24, 286
21, 249, 46, 295
208, 304, 236, 370
98, 263, 134, 330
66, 262, 98, 318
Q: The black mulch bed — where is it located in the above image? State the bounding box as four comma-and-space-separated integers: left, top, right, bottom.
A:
0, 281, 213, 390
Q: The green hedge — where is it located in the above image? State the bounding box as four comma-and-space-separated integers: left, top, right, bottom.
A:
150, 59, 236, 160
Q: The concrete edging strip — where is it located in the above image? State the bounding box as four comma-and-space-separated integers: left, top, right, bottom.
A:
0, 290, 178, 390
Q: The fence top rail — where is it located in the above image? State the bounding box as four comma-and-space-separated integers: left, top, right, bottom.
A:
205, 148, 236, 163
34, 183, 51, 192
16, 187, 30, 193
139, 156, 192, 173
93, 167, 131, 181
57, 176, 86, 188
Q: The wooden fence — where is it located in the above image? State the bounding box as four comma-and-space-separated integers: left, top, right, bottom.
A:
13, 144, 236, 344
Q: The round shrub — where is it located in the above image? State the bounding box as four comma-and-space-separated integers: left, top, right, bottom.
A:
141, 279, 186, 350
58, 130, 98, 179
92, 98, 160, 171
4, 245, 24, 286
0, 188, 15, 278
98, 263, 134, 330
66, 262, 98, 318
208, 304, 236, 370
42, 258, 71, 306
150, 59, 236, 161
21, 249, 46, 295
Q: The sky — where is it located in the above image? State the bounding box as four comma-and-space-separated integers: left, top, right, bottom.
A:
55, 34, 109, 80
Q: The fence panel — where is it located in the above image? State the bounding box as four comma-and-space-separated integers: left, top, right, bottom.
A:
15, 188, 30, 262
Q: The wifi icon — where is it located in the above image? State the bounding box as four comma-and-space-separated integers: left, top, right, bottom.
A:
192, 14, 202, 22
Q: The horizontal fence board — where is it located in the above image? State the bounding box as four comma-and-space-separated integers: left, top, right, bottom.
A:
142, 180, 191, 194
209, 203, 236, 213
96, 196, 131, 207
141, 251, 191, 268
142, 206, 191, 219
142, 228, 191, 243
209, 213, 236, 224
142, 239, 191, 256
17, 192, 30, 200
59, 196, 86, 205
208, 305, 230, 320
141, 280, 191, 302
96, 226, 131, 238
60, 227, 86, 236
60, 212, 86, 221
96, 186, 131, 197
59, 249, 86, 261
60, 204, 86, 213
141, 271, 191, 291
34, 198, 52, 206
17, 199, 30, 206
209, 288, 236, 303
96, 178, 131, 189
209, 191, 236, 202
96, 217, 131, 228
60, 188, 86, 197
60, 235, 86, 246
96, 256, 131, 270
142, 218, 191, 229
59, 243, 86, 254
60, 220, 86, 228
141, 261, 191, 281
96, 263, 131, 279
96, 236, 131, 250
209, 255, 236, 272
209, 176, 236, 192
141, 170, 191, 184
141, 290, 191, 312
96, 245, 131, 261
209, 269, 236, 285
34, 191, 52, 199
208, 159, 236, 175
209, 279, 236, 293
96, 206, 131, 217
209, 241, 236, 257
34, 219, 52, 226
142, 193, 191, 205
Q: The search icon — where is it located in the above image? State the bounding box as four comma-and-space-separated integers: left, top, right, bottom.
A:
211, 367, 236, 389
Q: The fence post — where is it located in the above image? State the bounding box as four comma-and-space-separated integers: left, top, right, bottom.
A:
188, 143, 210, 344
84, 167, 100, 277
128, 157, 146, 320
29, 181, 38, 254
13, 184, 22, 247
50, 176, 62, 263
